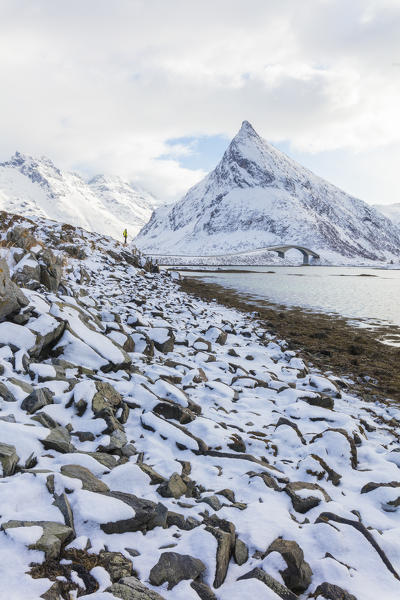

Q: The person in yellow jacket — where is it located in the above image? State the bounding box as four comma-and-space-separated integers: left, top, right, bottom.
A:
123, 229, 128, 245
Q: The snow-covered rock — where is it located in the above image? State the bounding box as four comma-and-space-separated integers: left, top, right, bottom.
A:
0, 152, 156, 240
136, 121, 400, 264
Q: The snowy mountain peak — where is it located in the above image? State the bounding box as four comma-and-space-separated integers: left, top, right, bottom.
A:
0, 151, 63, 189
238, 119, 259, 137
136, 122, 400, 263
0, 152, 157, 240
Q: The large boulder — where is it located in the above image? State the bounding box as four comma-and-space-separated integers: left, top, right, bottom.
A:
39, 248, 63, 291
157, 472, 187, 499
21, 387, 54, 414
1, 520, 74, 559
149, 552, 206, 590
6, 226, 37, 251
263, 538, 312, 593
41, 426, 75, 454
0, 259, 29, 321
12, 254, 41, 289
91, 381, 127, 433
60, 464, 109, 493
284, 481, 331, 514
100, 491, 167, 534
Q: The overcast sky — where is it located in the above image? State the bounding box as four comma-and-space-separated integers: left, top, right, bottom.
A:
0, 0, 399, 204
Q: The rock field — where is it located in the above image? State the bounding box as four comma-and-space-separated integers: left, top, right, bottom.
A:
0, 211, 400, 599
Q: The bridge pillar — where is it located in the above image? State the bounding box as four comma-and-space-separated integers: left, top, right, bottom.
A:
302, 252, 309, 265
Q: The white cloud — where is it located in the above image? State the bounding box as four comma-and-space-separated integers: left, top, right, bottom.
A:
0, 0, 399, 203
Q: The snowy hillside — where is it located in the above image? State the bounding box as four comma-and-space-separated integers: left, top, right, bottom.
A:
135, 121, 400, 264
0, 152, 156, 241
374, 203, 400, 228
1, 210, 400, 599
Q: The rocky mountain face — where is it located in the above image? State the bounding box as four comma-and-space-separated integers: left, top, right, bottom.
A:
373, 202, 400, 228
136, 121, 400, 264
0, 208, 399, 599
0, 152, 156, 241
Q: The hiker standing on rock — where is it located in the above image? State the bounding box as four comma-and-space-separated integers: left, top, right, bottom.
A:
123, 228, 128, 245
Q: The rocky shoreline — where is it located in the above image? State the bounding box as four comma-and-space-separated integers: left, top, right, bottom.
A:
180, 276, 400, 405
0, 212, 400, 599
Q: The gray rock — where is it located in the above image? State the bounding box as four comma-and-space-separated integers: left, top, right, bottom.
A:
0, 443, 19, 476
12, 254, 41, 288
234, 538, 249, 565
284, 481, 331, 514
237, 567, 298, 600
302, 394, 334, 410
152, 330, 175, 353
6, 226, 36, 250
30, 319, 66, 358
60, 464, 109, 493
190, 581, 217, 600
98, 429, 128, 452
149, 552, 206, 590
21, 387, 54, 414
31, 412, 59, 429
205, 326, 227, 345
41, 426, 75, 454
91, 380, 125, 433
85, 451, 118, 470
40, 581, 62, 600
205, 525, 233, 588
157, 472, 187, 499
137, 461, 166, 485
7, 377, 34, 394
1, 520, 74, 559
312, 582, 358, 600
98, 550, 133, 582
153, 401, 196, 425
107, 576, 165, 599
166, 511, 200, 531
264, 538, 312, 593
71, 431, 95, 442
53, 492, 75, 532
38, 248, 63, 291
100, 491, 167, 534
0, 382, 17, 403
201, 495, 222, 511
0, 258, 29, 321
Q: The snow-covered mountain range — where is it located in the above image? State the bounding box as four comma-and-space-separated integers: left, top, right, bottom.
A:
135, 121, 400, 264
373, 202, 400, 228
0, 152, 157, 241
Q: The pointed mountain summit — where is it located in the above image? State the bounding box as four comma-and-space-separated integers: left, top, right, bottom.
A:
135, 122, 400, 263
0, 152, 156, 240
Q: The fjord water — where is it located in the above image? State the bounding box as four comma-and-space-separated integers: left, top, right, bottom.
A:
181, 266, 400, 327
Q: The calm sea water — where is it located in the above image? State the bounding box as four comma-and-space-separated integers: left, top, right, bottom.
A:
174, 266, 400, 329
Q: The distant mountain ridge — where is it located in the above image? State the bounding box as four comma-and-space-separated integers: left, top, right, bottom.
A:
0, 152, 157, 240
373, 202, 400, 228
135, 121, 400, 264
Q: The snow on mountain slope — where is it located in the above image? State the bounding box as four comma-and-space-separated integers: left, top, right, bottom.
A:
373, 202, 400, 228
135, 121, 400, 263
0, 152, 155, 240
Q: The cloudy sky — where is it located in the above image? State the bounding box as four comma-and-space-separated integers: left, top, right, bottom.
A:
0, 0, 399, 204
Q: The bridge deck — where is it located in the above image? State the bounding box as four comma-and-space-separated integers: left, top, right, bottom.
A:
143, 244, 320, 260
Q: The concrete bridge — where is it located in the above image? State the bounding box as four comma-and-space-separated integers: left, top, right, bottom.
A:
143, 244, 320, 265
